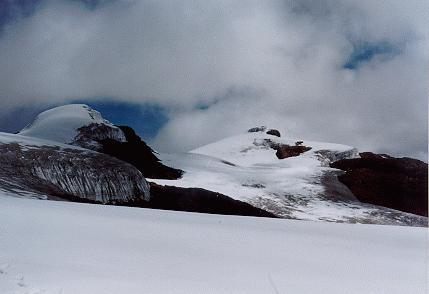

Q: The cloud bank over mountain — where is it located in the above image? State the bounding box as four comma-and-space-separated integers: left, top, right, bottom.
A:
0, 0, 427, 159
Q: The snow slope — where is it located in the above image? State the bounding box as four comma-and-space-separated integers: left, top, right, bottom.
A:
192, 131, 356, 167
18, 104, 125, 145
0, 195, 427, 294
150, 130, 427, 226
0, 131, 88, 151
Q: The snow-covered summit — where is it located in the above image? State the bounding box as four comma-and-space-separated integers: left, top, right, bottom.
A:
151, 127, 426, 226
19, 104, 126, 147
192, 127, 357, 167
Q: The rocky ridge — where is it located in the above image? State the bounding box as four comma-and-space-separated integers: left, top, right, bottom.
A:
331, 152, 428, 217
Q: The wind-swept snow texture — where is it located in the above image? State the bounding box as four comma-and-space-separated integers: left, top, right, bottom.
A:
151, 131, 427, 226
19, 104, 125, 148
0, 196, 427, 294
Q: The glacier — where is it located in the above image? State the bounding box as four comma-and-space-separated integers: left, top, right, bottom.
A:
150, 129, 427, 226
0, 132, 150, 203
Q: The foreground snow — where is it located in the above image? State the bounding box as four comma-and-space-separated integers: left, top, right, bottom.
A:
0, 196, 427, 294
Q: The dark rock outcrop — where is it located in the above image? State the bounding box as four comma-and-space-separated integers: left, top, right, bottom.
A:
96, 126, 183, 180
253, 138, 312, 159
315, 148, 358, 166
331, 152, 428, 216
72, 122, 126, 150
266, 129, 281, 137
140, 183, 276, 218
275, 145, 312, 159
248, 126, 267, 133
73, 123, 182, 180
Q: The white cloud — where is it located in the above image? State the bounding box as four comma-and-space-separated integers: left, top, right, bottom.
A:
0, 0, 427, 159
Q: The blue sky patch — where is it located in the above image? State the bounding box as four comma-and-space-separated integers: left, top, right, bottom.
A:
343, 41, 401, 70
0, 0, 40, 30
0, 99, 168, 142
71, 99, 169, 141
0, 0, 108, 32
0, 104, 47, 133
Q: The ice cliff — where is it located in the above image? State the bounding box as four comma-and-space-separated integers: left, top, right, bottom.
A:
0, 133, 150, 203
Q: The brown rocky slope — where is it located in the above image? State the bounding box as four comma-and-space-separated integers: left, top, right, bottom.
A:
331, 152, 428, 217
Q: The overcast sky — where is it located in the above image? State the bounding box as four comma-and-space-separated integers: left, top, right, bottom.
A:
0, 0, 427, 160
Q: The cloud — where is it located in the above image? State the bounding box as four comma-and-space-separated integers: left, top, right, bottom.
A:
0, 0, 427, 160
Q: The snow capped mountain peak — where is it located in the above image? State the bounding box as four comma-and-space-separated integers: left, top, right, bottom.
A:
151, 129, 426, 226
19, 104, 126, 148
4, 105, 426, 226
191, 127, 356, 167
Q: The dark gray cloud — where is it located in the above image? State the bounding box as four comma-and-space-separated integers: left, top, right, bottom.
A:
0, 0, 427, 160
